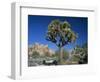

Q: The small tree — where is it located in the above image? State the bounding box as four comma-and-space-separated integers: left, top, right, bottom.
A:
72, 43, 88, 64
46, 19, 77, 64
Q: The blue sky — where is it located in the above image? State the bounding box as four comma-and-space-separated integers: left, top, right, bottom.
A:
28, 15, 88, 51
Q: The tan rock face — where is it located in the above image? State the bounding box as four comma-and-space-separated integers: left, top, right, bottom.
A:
28, 43, 55, 57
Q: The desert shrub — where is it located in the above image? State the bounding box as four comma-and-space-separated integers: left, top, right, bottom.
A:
71, 43, 88, 64
32, 51, 40, 58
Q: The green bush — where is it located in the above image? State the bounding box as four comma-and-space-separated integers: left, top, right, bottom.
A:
32, 51, 40, 58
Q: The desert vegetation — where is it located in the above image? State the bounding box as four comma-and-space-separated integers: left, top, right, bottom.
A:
28, 18, 88, 66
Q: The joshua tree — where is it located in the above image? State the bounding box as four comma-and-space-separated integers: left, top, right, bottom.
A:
72, 43, 88, 64
46, 19, 77, 64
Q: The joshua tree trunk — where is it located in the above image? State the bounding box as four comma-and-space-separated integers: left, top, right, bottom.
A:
59, 47, 63, 64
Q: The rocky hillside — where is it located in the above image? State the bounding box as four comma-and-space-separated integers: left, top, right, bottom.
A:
28, 43, 55, 58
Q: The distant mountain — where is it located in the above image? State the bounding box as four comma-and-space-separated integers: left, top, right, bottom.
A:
28, 43, 55, 57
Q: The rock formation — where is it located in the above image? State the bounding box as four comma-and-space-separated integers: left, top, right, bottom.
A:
28, 43, 55, 57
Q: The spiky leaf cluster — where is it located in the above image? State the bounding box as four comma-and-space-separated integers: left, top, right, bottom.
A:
46, 19, 77, 47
